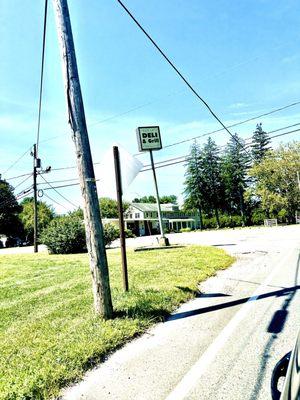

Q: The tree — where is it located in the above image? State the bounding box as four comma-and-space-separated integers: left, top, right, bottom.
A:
183, 141, 205, 230
222, 134, 250, 224
248, 142, 300, 222
251, 123, 271, 163
99, 197, 129, 218
19, 198, 55, 243
159, 195, 177, 204
132, 196, 156, 203
132, 195, 177, 204
0, 179, 23, 237
200, 137, 223, 227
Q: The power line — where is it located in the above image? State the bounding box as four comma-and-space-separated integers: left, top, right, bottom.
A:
116, 0, 250, 154
149, 102, 300, 152
36, 0, 48, 155
38, 173, 79, 208
38, 177, 79, 185
42, 192, 69, 210
142, 124, 300, 168
141, 127, 300, 172
2, 147, 32, 177
13, 173, 33, 190
5, 172, 32, 181
42, 182, 80, 190
5, 121, 299, 184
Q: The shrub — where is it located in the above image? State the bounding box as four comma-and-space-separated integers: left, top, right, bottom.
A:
103, 223, 120, 247
180, 227, 192, 233
251, 209, 266, 226
124, 228, 135, 238
277, 209, 288, 223
41, 216, 87, 254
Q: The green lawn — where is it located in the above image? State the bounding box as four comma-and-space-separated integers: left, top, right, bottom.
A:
0, 246, 234, 400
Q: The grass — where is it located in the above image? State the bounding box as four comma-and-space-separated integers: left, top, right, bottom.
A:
0, 246, 234, 400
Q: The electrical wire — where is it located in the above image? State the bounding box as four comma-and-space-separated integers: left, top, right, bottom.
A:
141, 125, 300, 168
137, 103, 300, 153
37, 178, 79, 185
140, 127, 300, 172
42, 192, 69, 210
2, 147, 32, 177
13, 173, 33, 190
38, 173, 79, 208
116, 0, 251, 155
36, 0, 48, 155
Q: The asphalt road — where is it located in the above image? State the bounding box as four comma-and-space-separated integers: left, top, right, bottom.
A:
61, 225, 300, 400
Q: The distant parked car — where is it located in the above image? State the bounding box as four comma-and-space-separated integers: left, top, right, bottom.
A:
271, 330, 300, 399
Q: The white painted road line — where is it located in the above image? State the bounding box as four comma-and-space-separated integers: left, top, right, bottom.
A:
164, 249, 295, 400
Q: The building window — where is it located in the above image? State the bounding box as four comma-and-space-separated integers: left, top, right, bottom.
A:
129, 214, 132, 219
145, 212, 148, 218
135, 213, 140, 218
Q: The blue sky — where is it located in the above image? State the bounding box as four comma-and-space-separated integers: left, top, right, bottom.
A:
1, 0, 300, 212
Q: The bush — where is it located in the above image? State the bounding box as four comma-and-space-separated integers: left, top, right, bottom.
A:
180, 227, 192, 233
202, 214, 245, 229
41, 216, 87, 254
251, 209, 266, 226
103, 223, 120, 247
41, 217, 127, 254
277, 209, 288, 223
124, 228, 135, 238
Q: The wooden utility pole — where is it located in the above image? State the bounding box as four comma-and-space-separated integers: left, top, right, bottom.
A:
113, 146, 129, 291
33, 144, 38, 253
52, 0, 113, 318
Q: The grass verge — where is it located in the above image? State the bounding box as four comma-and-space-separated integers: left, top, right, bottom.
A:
0, 246, 234, 399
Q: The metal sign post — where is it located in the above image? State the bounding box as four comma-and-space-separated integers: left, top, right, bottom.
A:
113, 146, 129, 292
136, 126, 169, 246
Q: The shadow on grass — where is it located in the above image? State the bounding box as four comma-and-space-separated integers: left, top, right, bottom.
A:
113, 286, 199, 322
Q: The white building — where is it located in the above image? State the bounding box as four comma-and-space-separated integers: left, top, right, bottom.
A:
124, 203, 199, 236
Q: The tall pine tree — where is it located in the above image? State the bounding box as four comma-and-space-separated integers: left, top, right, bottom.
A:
251, 123, 271, 163
222, 134, 250, 225
183, 141, 205, 230
201, 137, 223, 227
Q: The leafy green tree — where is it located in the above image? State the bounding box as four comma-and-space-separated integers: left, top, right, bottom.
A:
99, 197, 129, 218
248, 142, 300, 222
132, 196, 156, 203
19, 198, 55, 243
0, 179, 23, 237
183, 141, 205, 230
133, 195, 177, 204
251, 123, 271, 163
200, 137, 223, 227
160, 195, 177, 204
222, 134, 250, 224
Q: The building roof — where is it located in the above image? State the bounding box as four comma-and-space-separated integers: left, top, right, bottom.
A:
130, 203, 177, 212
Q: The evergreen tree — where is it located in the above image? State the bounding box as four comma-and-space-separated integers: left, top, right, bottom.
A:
222, 134, 250, 224
201, 137, 223, 227
183, 141, 205, 230
251, 123, 271, 163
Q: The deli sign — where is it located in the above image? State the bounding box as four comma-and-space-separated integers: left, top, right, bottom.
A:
136, 126, 162, 152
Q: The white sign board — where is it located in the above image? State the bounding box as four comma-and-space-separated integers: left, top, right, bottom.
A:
136, 126, 162, 152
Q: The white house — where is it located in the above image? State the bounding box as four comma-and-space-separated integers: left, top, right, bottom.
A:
124, 203, 199, 236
